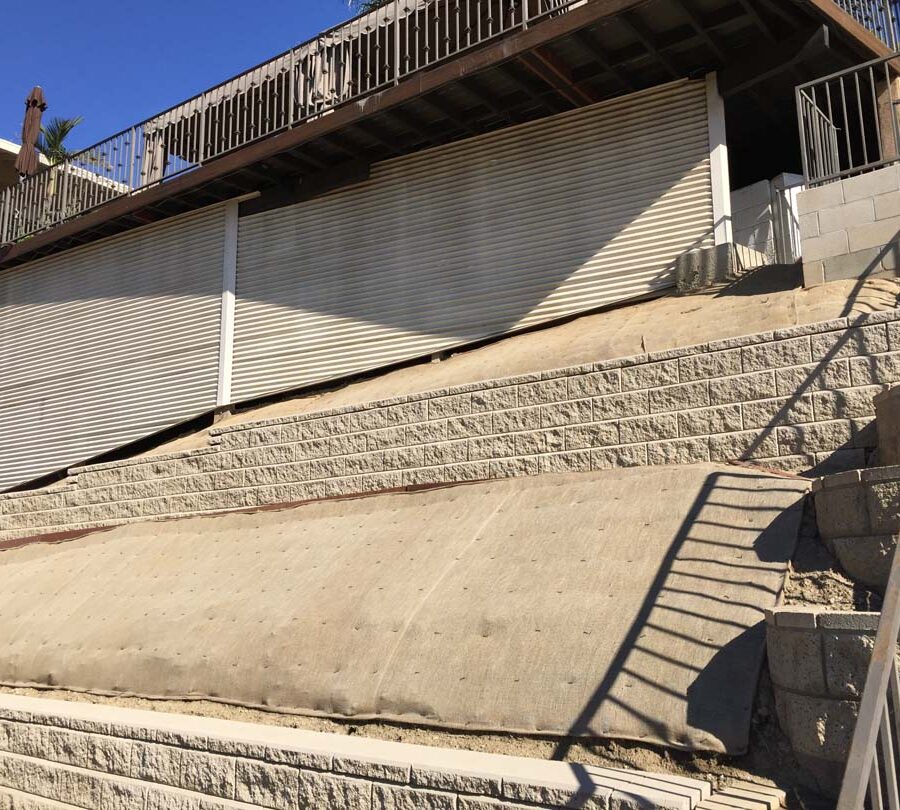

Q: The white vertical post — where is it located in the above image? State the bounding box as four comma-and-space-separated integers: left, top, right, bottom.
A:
216, 200, 239, 408
706, 72, 733, 246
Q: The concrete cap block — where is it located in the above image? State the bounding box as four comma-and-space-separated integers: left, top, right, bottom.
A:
859, 464, 900, 483
768, 607, 821, 628
816, 611, 880, 631
820, 469, 862, 489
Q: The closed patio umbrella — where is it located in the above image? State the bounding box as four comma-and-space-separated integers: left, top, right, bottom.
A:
15, 87, 47, 177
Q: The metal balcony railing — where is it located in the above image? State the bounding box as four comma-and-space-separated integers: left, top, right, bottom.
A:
834, 0, 900, 48
796, 50, 900, 185
0, 0, 580, 246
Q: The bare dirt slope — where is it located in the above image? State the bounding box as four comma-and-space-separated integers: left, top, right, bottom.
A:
146, 266, 900, 457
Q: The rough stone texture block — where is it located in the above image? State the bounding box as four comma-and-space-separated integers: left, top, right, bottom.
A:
812, 386, 879, 421
678, 348, 741, 382
517, 379, 567, 406
567, 370, 620, 400
677, 404, 742, 437
777, 420, 852, 455
470, 387, 517, 413
646, 437, 709, 466
823, 632, 876, 699
446, 415, 493, 441
373, 784, 454, 810
709, 429, 777, 461
709, 371, 777, 405
766, 627, 826, 694
539, 451, 591, 474
131, 742, 182, 786
775, 360, 851, 395
492, 407, 541, 434
564, 423, 619, 450
740, 395, 815, 430
233, 759, 299, 809
621, 360, 679, 392
811, 324, 888, 359
179, 751, 235, 799
618, 414, 678, 444
742, 336, 812, 372
428, 394, 472, 420
591, 391, 648, 421
591, 445, 648, 469
875, 385, 900, 464
540, 400, 592, 428
867, 479, 900, 534
815, 483, 870, 540
298, 771, 372, 810
648, 381, 709, 414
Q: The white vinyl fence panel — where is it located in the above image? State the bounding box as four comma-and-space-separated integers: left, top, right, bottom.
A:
232, 78, 714, 402
0, 207, 225, 490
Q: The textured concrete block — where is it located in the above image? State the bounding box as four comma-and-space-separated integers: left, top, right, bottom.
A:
678, 349, 742, 382
823, 632, 876, 699
131, 742, 182, 785
424, 441, 468, 466
812, 386, 879, 421
766, 627, 826, 694
677, 403, 742, 437
803, 230, 849, 263
565, 423, 619, 450
648, 381, 709, 414
709, 429, 778, 461
234, 758, 300, 809
811, 324, 889, 359
446, 415, 493, 441
742, 336, 812, 372
709, 371, 777, 405
428, 393, 472, 420
492, 407, 541, 434
741, 395, 815, 429
471, 387, 517, 413
298, 771, 372, 810
775, 360, 851, 395
646, 437, 710, 466
540, 400, 592, 428
373, 784, 454, 810
591, 444, 648, 469
591, 391, 649, 421
539, 450, 591, 474
517, 379, 567, 406
567, 370, 620, 400
467, 435, 516, 461
867, 479, 900, 533
850, 352, 900, 386
777, 420, 852, 454
621, 360, 679, 392
179, 750, 235, 799
619, 414, 678, 444
819, 198, 875, 234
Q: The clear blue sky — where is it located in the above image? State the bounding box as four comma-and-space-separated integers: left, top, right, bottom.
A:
0, 0, 354, 150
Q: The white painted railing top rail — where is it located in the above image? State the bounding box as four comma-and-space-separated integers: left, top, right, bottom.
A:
838, 534, 900, 809
0, 0, 579, 246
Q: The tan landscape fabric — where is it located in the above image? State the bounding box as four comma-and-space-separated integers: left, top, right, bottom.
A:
0, 464, 807, 754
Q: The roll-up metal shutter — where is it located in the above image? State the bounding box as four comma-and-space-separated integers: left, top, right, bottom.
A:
0, 207, 225, 490
232, 79, 713, 402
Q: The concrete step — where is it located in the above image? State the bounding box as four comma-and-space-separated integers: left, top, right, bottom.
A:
2, 311, 897, 544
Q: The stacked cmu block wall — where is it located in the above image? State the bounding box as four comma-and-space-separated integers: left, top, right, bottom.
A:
799, 163, 900, 286
6, 310, 900, 542
0, 695, 715, 810
765, 608, 880, 797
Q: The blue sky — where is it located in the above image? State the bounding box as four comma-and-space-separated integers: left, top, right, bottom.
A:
0, 0, 354, 151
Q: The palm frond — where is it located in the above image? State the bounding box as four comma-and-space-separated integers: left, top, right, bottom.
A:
36, 116, 84, 165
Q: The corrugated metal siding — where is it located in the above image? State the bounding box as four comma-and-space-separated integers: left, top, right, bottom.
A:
0, 207, 225, 490
232, 79, 714, 402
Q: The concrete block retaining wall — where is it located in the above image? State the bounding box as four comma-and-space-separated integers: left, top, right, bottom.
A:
0, 694, 716, 810
4, 310, 900, 542
765, 608, 880, 797
812, 464, 900, 591
799, 164, 900, 286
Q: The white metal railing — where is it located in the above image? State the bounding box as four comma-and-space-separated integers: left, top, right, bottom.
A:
0, 0, 579, 245
837, 535, 900, 809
